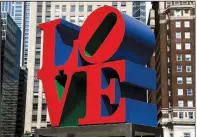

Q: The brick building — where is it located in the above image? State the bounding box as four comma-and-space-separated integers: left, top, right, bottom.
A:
148, 1, 195, 137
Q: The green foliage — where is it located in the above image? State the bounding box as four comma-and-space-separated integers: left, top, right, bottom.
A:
22, 131, 31, 137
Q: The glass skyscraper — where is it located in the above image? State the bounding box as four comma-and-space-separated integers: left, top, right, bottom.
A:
133, 2, 146, 23
1, 1, 30, 67
0, 2, 13, 16
0, 11, 21, 136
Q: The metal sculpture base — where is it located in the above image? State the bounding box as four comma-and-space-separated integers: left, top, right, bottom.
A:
34, 123, 163, 137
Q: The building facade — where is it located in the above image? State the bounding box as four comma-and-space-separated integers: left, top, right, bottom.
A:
1, 1, 31, 67
148, 1, 195, 137
0, 2, 14, 16
25, 1, 149, 134
15, 67, 27, 137
147, 8, 156, 105
0, 11, 21, 136
12, 2, 26, 67
0, 3, 2, 117
133, 2, 146, 23
23, 2, 30, 67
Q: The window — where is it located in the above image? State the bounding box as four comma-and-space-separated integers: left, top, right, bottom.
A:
45, 16, 50, 22
167, 46, 170, 51
188, 112, 193, 119
178, 89, 183, 96
167, 35, 169, 40
62, 16, 66, 20
179, 112, 184, 119
176, 54, 182, 61
175, 21, 181, 28
55, 5, 60, 12
31, 127, 36, 133
36, 37, 41, 44
185, 39, 190, 43
35, 59, 40, 65
78, 16, 84, 23
186, 65, 192, 72
174, 1, 180, 5
184, 133, 191, 137
167, 24, 169, 30
79, 5, 84, 12
121, 1, 126, 6
166, 2, 172, 5
37, 16, 42, 24
62, 5, 66, 12
185, 54, 191, 61
176, 32, 181, 39
32, 115, 37, 121
33, 104, 38, 110
182, 1, 188, 5
34, 95, 38, 98
87, 5, 92, 12
46, 5, 51, 12
70, 16, 75, 23
121, 9, 126, 13
186, 77, 192, 84
187, 100, 193, 107
185, 32, 190, 39
168, 68, 171, 73
175, 10, 181, 16
178, 100, 184, 107
112, 2, 117, 8
185, 43, 191, 50
55, 15, 59, 19
168, 79, 171, 85
184, 21, 190, 27
189, 2, 194, 4
177, 77, 183, 84
177, 65, 182, 72
41, 115, 46, 121
70, 5, 75, 12
176, 43, 182, 50
37, 5, 42, 12
187, 89, 192, 96
36, 51, 40, 55
183, 9, 190, 16
42, 104, 46, 110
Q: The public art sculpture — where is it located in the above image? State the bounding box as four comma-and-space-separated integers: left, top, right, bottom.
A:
38, 6, 157, 128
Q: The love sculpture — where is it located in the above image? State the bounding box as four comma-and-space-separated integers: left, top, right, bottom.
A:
38, 6, 157, 127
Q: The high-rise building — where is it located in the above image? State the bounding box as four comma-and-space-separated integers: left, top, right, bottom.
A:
25, 2, 148, 134
148, 1, 195, 137
0, 2, 13, 16
0, 11, 21, 137
133, 2, 146, 23
147, 8, 156, 105
23, 2, 31, 67
0, 3, 2, 112
12, 2, 26, 67
15, 67, 27, 137
1, 1, 31, 67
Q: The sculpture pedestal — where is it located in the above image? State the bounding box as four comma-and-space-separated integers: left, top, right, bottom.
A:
34, 123, 163, 137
